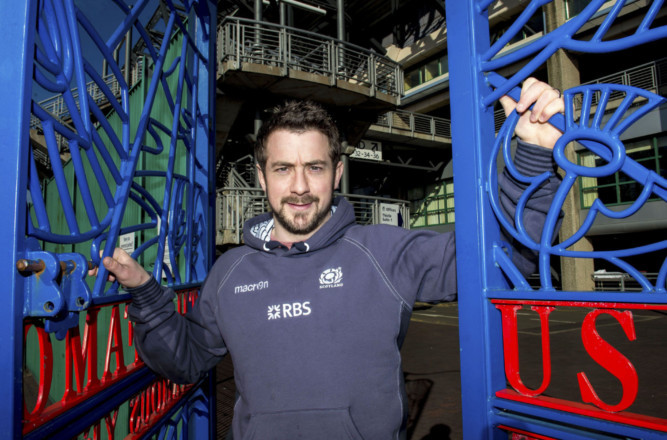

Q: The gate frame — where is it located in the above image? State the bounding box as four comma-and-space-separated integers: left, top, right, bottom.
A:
447, 1, 667, 438
1, 0, 218, 437
1, 1, 39, 437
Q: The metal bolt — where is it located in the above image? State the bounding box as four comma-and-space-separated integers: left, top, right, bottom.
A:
16, 259, 45, 273
16, 259, 96, 274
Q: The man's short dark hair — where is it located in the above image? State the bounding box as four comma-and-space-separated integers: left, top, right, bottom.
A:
255, 100, 342, 171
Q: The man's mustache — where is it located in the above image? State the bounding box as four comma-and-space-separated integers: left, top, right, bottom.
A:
281, 195, 320, 205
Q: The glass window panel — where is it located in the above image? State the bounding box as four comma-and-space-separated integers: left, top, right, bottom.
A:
404, 69, 421, 90
439, 54, 448, 75
424, 60, 438, 82
596, 173, 617, 186
597, 185, 618, 205
619, 181, 643, 204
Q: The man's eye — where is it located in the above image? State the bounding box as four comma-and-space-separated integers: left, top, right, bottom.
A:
310, 166, 323, 172
275, 167, 288, 173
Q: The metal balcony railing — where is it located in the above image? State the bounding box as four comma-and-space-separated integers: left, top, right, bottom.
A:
592, 271, 660, 292
375, 110, 451, 139
493, 58, 667, 131
217, 17, 403, 97
216, 187, 410, 245
30, 58, 145, 130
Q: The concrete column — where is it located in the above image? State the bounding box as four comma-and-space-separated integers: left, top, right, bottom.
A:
337, 0, 349, 195
336, 0, 345, 41
340, 140, 350, 194
254, 109, 262, 188
545, 1, 595, 291
254, 0, 262, 21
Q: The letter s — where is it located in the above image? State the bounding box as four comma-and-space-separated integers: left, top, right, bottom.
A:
302, 301, 311, 316
577, 309, 638, 412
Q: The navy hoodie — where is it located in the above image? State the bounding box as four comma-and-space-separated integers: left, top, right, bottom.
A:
128, 142, 560, 439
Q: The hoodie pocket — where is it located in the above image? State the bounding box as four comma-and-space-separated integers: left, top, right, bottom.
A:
243, 407, 364, 440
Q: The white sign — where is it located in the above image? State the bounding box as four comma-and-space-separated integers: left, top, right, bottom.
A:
157, 218, 173, 278
119, 233, 135, 255
350, 139, 382, 161
380, 203, 400, 226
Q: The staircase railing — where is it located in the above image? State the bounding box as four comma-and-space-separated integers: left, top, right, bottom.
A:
216, 188, 410, 245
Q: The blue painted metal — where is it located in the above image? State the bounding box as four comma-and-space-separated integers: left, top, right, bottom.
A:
6, 0, 217, 437
447, 0, 667, 438
1, 1, 38, 437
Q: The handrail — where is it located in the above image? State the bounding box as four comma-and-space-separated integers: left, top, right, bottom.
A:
217, 16, 403, 97
30, 58, 145, 130
216, 187, 410, 244
494, 57, 667, 132
374, 109, 451, 139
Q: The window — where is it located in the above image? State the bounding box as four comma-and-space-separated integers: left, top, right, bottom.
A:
565, 0, 590, 19
404, 53, 448, 91
578, 136, 665, 208
409, 178, 455, 227
489, 9, 545, 48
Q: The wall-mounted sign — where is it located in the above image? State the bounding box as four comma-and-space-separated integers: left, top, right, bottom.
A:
351, 139, 382, 161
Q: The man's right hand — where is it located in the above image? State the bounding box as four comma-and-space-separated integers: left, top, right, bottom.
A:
88, 247, 151, 289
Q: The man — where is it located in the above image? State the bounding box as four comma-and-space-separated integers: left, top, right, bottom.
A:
93, 78, 564, 439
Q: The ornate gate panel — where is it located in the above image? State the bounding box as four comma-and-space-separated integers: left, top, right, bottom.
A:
447, 1, 666, 438
2, 0, 216, 438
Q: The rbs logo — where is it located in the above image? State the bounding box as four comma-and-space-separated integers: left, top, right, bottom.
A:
267, 302, 312, 320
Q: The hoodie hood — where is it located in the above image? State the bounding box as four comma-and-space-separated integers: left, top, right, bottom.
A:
243, 196, 357, 255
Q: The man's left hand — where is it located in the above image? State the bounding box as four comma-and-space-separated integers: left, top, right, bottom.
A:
499, 77, 564, 150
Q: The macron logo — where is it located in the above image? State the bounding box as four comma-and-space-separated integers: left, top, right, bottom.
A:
319, 267, 343, 289
235, 280, 269, 294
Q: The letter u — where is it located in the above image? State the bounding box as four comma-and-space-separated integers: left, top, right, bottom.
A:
496, 304, 555, 397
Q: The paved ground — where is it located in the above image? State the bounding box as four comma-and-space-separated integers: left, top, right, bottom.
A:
216, 301, 667, 439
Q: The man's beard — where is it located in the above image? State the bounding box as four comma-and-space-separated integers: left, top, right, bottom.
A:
272, 194, 332, 237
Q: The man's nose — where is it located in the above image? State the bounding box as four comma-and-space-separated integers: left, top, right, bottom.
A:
290, 168, 309, 194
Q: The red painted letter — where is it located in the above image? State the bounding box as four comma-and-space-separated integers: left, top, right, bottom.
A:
578, 309, 638, 412
496, 304, 555, 397
103, 305, 127, 380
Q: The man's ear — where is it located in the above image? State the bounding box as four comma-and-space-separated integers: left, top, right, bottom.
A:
333, 160, 344, 190
256, 163, 267, 192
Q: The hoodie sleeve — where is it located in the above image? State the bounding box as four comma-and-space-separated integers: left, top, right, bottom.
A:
374, 141, 561, 304
127, 269, 227, 384
498, 141, 563, 275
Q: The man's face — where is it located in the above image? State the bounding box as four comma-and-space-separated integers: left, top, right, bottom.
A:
257, 129, 343, 243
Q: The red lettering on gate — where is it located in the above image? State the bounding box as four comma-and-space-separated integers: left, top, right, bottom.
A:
493, 300, 667, 433
125, 304, 141, 366
496, 304, 555, 397
104, 409, 119, 439
24, 288, 199, 436
65, 307, 100, 402
578, 309, 638, 412
23, 321, 53, 416
103, 305, 126, 380
128, 377, 192, 437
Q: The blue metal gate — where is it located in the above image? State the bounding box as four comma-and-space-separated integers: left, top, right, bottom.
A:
2, 0, 216, 437
447, 0, 667, 438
